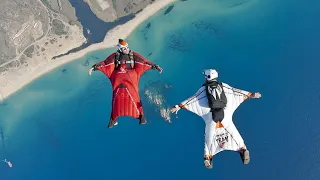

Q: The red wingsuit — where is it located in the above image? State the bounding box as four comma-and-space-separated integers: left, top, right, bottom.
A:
93, 51, 160, 125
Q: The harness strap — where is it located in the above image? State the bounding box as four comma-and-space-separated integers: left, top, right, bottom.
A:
114, 50, 135, 69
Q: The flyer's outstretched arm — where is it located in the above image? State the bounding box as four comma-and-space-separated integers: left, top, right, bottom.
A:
88, 53, 116, 78
133, 52, 162, 77
170, 86, 206, 116
222, 83, 261, 113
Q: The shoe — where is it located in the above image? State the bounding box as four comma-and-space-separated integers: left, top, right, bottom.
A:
139, 115, 147, 125
108, 120, 118, 128
204, 158, 213, 169
239, 149, 250, 164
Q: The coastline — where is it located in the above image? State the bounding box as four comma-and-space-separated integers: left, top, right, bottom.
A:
0, 0, 177, 101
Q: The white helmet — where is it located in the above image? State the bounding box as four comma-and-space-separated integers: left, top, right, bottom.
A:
203, 69, 218, 81
117, 39, 129, 53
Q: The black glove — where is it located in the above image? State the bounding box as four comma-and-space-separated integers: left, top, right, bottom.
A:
91, 64, 97, 71
151, 64, 157, 69
152, 64, 163, 73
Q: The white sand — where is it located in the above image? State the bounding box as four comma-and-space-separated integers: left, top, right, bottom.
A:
0, 0, 177, 101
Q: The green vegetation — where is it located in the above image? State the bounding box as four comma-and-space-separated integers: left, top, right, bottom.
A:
40, 0, 58, 13
24, 45, 34, 58
52, 19, 67, 35
68, 20, 76, 26
112, 0, 117, 9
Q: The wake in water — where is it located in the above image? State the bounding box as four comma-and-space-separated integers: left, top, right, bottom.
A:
142, 80, 173, 123
2, 159, 12, 168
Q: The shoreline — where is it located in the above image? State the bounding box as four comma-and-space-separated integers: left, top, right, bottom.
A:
0, 0, 177, 101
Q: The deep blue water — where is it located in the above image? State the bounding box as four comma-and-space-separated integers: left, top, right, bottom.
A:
1, 0, 320, 179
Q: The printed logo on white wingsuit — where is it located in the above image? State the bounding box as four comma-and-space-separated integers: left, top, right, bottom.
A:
215, 132, 229, 148
213, 122, 230, 149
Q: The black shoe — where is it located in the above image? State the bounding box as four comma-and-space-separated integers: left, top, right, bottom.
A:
239, 149, 250, 164
139, 115, 147, 124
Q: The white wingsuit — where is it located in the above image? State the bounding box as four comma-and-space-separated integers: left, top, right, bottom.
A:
171, 69, 261, 169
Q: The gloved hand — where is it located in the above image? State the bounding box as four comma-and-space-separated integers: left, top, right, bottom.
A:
170, 105, 180, 114
152, 64, 163, 73
250, 92, 262, 98
88, 64, 96, 75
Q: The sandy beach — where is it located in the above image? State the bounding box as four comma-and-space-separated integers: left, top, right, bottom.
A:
0, 0, 177, 101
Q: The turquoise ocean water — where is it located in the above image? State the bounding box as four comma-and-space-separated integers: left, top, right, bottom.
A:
1, 0, 320, 179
